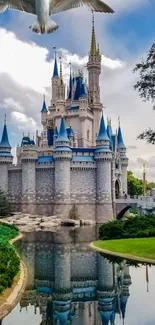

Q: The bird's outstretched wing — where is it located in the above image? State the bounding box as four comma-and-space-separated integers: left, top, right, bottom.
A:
50, 0, 114, 14
0, 0, 35, 14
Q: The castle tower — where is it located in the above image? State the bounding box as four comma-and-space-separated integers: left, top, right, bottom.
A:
0, 115, 13, 192
117, 119, 128, 195
53, 116, 72, 217
87, 14, 102, 144
95, 113, 113, 223
21, 145, 38, 214
79, 75, 89, 147
51, 49, 59, 106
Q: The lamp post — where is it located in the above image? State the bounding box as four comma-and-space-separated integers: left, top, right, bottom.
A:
143, 164, 146, 196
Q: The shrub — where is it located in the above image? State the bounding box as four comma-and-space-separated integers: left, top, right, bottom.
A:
0, 224, 20, 294
99, 214, 155, 240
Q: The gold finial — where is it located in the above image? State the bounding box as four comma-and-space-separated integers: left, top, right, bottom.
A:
90, 11, 97, 56
23, 132, 24, 137
118, 116, 120, 127
43, 94, 45, 102
4, 113, 6, 125
28, 131, 30, 137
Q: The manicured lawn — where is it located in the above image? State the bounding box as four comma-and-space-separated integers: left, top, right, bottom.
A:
93, 237, 155, 260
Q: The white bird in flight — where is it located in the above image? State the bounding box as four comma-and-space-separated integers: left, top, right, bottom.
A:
0, 0, 114, 34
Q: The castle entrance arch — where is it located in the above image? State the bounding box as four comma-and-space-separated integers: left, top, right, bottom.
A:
115, 180, 120, 199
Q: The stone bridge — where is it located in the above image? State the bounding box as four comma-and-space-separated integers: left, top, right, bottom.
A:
115, 196, 155, 218
115, 198, 138, 219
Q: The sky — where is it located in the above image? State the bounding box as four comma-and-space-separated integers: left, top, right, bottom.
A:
0, 0, 155, 181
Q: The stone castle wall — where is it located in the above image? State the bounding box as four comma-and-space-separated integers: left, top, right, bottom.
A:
7, 160, 115, 221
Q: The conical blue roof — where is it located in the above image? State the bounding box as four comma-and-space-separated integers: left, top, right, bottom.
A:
0, 121, 11, 148
117, 126, 126, 149
107, 124, 113, 150
56, 117, 69, 143
41, 99, 48, 112
97, 113, 109, 141
120, 295, 128, 320
99, 311, 112, 325
54, 126, 58, 137
53, 55, 59, 78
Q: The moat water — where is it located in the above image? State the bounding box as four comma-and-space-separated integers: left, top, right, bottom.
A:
2, 226, 155, 325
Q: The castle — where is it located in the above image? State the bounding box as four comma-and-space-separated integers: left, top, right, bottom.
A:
0, 17, 128, 222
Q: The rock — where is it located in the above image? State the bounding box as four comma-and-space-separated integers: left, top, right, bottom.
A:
61, 219, 80, 227
80, 219, 96, 226
40, 221, 59, 228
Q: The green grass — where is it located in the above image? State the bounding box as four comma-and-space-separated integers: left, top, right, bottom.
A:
93, 237, 155, 260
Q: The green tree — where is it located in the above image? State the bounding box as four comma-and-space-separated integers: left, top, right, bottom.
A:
133, 44, 155, 144
127, 171, 143, 196
0, 188, 10, 217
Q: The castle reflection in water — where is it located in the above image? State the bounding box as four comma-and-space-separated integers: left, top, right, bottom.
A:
15, 227, 132, 325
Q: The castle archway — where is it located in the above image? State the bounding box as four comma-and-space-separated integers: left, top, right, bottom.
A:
115, 180, 120, 199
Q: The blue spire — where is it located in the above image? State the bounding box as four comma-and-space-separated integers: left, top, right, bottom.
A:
53, 49, 59, 78
54, 126, 58, 137
41, 95, 48, 112
56, 117, 69, 143
0, 115, 11, 148
97, 112, 109, 141
117, 118, 126, 149
68, 65, 72, 99
107, 119, 113, 150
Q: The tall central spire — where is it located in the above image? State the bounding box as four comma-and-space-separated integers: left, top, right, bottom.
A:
90, 12, 97, 56
53, 47, 59, 78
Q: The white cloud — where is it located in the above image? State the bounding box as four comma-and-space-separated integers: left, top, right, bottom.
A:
11, 111, 37, 130
3, 97, 25, 112
0, 28, 125, 95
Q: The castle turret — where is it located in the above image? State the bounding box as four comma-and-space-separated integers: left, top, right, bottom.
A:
41, 95, 48, 131
97, 256, 115, 325
53, 116, 72, 217
51, 49, 59, 106
95, 113, 113, 222
0, 115, 13, 192
87, 14, 102, 144
21, 143, 38, 214
117, 118, 128, 195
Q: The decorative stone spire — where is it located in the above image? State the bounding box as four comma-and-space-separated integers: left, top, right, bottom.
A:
53, 47, 59, 78
0, 114, 11, 148
41, 94, 48, 112
90, 12, 97, 56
